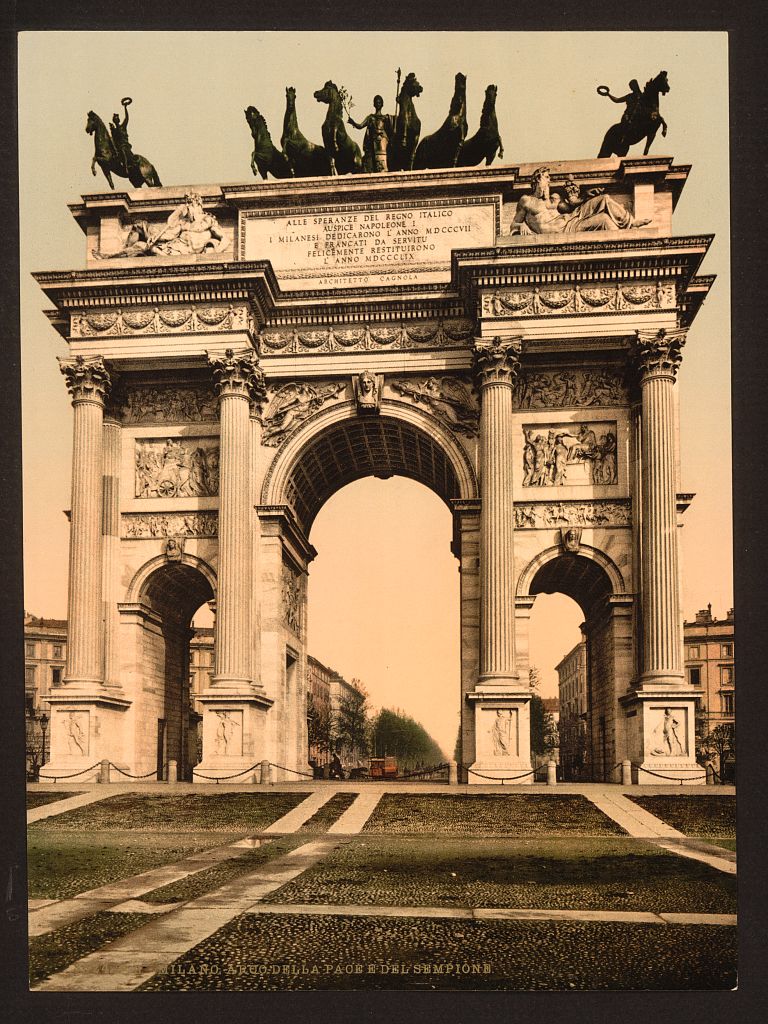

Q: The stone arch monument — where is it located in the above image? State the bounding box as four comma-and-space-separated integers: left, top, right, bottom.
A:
35, 157, 713, 783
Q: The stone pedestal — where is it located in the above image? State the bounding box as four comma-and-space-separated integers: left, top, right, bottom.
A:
621, 689, 704, 784
41, 693, 131, 782
466, 691, 533, 784
193, 693, 274, 783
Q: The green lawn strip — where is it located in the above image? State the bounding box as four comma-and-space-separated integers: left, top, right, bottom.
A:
29, 911, 147, 986
261, 836, 736, 914
139, 915, 737, 991
296, 792, 358, 833
362, 793, 625, 836
28, 792, 310, 833
140, 837, 305, 904
26, 791, 82, 809
27, 831, 229, 900
627, 794, 736, 838
708, 838, 736, 852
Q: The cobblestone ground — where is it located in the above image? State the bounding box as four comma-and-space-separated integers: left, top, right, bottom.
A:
627, 795, 736, 837
29, 912, 148, 986
362, 794, 625, 835
139, 915, 737, 991
26, 791, 82, 809
261, 836, 736, 913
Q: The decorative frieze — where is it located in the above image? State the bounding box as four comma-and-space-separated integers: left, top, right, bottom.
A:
481, 281, 676, 318
71, 304, 249, 337
514, 370, 626, 409
120, 383, 219, 423
122, 511, 218, 539
389, 375, 479, 437
283, 564, 303, 637
513, 500, 631, 529
522, 422, 618, 487
262, 381, 346, 447
257, 318, 474, 354
135, 438, 220, 498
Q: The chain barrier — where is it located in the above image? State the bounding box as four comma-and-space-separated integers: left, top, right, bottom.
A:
191, 762, 261, 782
269, 763, 314, 778
38, 763, 101, 782
636, 766, 707, 784
109, 761, 168, 780
395, 763, 449, 780
466, 767, 538, 783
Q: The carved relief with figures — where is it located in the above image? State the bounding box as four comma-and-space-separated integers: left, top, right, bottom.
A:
122, 511, 218, 538
513, 500, 631, 529
135, 438, 219, 498
514, 370, 626, 409
389, 375, 479, 437
522, 422, 618, 487
482, 281, 675, 318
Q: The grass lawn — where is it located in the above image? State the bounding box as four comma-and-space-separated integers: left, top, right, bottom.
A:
29, 911, 148, 986
27, 830, 229, 900
262, 836, 736, 913
139, 914, 737, 991
362, 794, 625, 836
627, 795, 736, 837
28, 792, 309, 833
26, 791, 82, 810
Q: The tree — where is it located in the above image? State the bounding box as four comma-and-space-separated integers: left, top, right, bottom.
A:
371, 708, 445, 771
702, 723, 735, 779
307, 692, 333, 762
558, 710, 587, 780
528, 666, 541, 690
334, 684, 371, 763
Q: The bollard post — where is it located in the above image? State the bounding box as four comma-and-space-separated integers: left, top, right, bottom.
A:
99, 759, 110, 784
706, 763, 715, 785
546, 761, 557, 786
168, 759, 178, 784
448, 760, 458, 785
260, 760, 272, 785
621, 760, 633, 787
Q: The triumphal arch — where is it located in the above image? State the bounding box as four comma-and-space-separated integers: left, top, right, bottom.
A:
35, 155, 712, 783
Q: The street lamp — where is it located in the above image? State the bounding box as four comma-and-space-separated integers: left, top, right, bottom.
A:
39, 712, 49, 767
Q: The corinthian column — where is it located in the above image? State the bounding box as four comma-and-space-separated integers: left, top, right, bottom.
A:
101, 392, 122, 688
208, 348, 266, 689
474, 336, 522, 685
632, 329, 686, 686
58, 355, 111, 688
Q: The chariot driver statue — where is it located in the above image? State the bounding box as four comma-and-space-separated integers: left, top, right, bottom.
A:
348, 95, 393, 172
109, 97, 137, 176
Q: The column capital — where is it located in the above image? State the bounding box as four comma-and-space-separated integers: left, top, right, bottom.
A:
208, 347, 267, 407
631, 329, 687, 383
58, 355, 112, 405
473, 336, 523, 387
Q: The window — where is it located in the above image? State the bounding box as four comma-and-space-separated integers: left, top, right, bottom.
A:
689, 667, 701, 686
51, 667, 62, 684
25, 642, 35, 658
25, 665, 36, 687
722, 692, 734, 715
687, 645, 699, 660
720, 665, 733, 686
53, 644, 62, 659
25, 696, 34, 716
721, 643, 733, 658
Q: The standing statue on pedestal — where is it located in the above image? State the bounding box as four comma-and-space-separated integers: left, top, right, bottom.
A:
348, 96, 393, 173
597, 71, 669, 158
85, 97, 162, 189
388, 71, 423, 172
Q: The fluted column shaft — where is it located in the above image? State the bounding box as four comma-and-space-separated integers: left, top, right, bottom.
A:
101, 411, 122, 687
474, 337, 522, 683
208, 348, 266, 688
634, 329, 686, 684
250, 403, 264, 688
59, 356, 111, 687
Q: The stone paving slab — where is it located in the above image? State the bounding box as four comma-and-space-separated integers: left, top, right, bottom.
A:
262, 789, 336, 833
652, 839, 736, 876
33, 950, 184, 992
29, 899, 118, 937
27, 789, 116, 824
585, 791, 685, 839
327, 791, 382, 833
108, 900, 181, 915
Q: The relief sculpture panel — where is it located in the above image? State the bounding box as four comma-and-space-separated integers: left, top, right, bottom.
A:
135, 438, 219, 498
282, 564, 304, 638
482, 281, 675, 318
262, 381, 346, 446
522, 422, 618, 487
513, 500, 631, 529
514, 370, 626, 409
121, 383, 219, 423
258, 318, 474, 355
122, 511, 218, 539
389, 375, 479, 437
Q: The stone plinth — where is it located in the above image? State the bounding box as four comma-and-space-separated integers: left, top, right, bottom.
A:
621, 689, 705, 785
466, 691, 533, 785
193, 692, 274, 784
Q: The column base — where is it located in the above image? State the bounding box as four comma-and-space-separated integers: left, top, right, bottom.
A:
466, 690, 533, 785
41, 692, 132, 782
193, 691, 274, 784
620, 688, 704, 786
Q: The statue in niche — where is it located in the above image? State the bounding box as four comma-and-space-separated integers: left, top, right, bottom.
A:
560, 526, 582, 553
491, 710, 514, 756
597, 72, 669, 158
509, 166, 651, 235
214, 711, 240, 756
347, 95, 393, 173
353, 371, 382, 414
262, 381, 345, 446
650, 708, 685, 757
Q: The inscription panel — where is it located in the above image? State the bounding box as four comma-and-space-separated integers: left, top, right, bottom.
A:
242, 201, 496, 290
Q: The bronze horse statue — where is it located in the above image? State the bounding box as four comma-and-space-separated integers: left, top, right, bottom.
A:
597, 71, 670, 158
457, 83, 503, 167
413, 72, 467, 170
388, 71, 423, 171
313, 81, 362, 175
85, 110, 161, 189
281, 86, 333, 178
244, 106, 293, 179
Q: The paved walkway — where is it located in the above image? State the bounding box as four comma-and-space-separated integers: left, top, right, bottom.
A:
263, 789, 335, 833
327, 791, 382, 834
28, 790, 115, 824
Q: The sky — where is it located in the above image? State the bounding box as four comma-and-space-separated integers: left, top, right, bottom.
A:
18, 31, 731, 756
